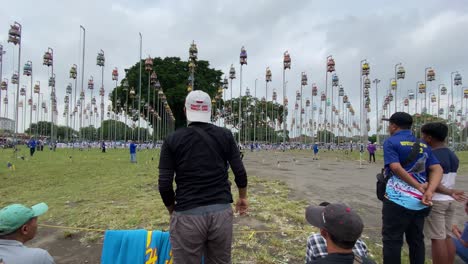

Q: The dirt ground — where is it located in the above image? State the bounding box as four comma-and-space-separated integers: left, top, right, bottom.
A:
26, 150, 468, 263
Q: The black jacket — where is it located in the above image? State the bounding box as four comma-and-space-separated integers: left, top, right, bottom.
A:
158, 122, 247, 211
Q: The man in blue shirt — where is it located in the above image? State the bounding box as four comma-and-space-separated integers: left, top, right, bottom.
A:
313, 143, 319, 160
381, 112, 442, 264
129, 141, 137, 163
28, 137, 36, 157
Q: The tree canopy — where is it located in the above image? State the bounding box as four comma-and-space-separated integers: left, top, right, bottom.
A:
111, 57, 223, 129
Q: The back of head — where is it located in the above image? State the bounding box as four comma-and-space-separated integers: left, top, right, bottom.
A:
306, 203, 363, 250
185, 90, 212, 124
421, 122, 448, 142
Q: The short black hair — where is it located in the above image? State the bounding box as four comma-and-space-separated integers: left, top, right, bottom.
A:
390, 121, 411, 130
421, 122, 448, 142
328, 231, 357, 250
319, 202, 330, 207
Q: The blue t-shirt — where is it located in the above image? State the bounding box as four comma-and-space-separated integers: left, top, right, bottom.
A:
454, 222, 468, 263
130, 143, 137, 154
383, 130, 440, 210
28, 139, 36, 148
313, 144, 319, 153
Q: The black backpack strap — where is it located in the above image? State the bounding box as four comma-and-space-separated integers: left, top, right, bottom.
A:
190, 126, 225, 163
401, 139, 421, 167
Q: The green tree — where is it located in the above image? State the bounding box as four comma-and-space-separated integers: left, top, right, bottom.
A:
25, 121, 58, 137
97, 120, 133, 141
224, 96, 285, 142
111, 57, 223, 129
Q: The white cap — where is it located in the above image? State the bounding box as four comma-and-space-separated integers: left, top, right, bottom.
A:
185, 90, 211, 123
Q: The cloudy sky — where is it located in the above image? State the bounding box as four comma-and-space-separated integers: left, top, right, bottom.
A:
1, 0, 468, 134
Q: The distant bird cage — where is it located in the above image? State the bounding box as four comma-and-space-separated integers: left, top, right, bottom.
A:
266, 67, 272, 82
301, 108, 305, 114
229, 64, 236, 79
64, 95, 69, 104
70, 65, 77, 79
332, 74, 339, 87
294, 103, 298, 110
418, 83, 426, 94
438, 108, 444, 116
361, 62, 370, 76
343, 95, 349, 103
388, 93, 394, 102
80, 91, 85, 100
43, 50, 53, 67
23, 61, 32, 76
145, 57, 153, 72
409, 91, 415, 100
8, 23, 21, 45
441, 86, 447, 95
272, 90, 277, 101
284, 97, 288, 105
96, 50, 105, 67
301, 72, 308, 86
327, 57, 335, 72
296, 90, 301, 101
306, 99, 310, 107
150, 72, 157, 86
189, 41, 198, 60
3, 97, 8, 104
34, 82, 40, 93
427, 69, 435, 82
364, 78, 371, 89
66, 84, 72, 94
457, 109, 462, 116
28, 98, 32, 106
33, 104, 37, 111
240, 46, 247, 65
88, 76, 94, 90
283, 51, 291, 70
422, 107, 427, 114
391, 79, 397, 90
1, 79, 8, 91
431, 94, 437, 103
321, 92, 326, 101
404, 98, 409, 106
364, 88, 369, 98
48, 75, 55, 87
20, 87, 26, 96
130, 87, 136, 98
338, 86, 344, 96
464, 89, 468, 98
312, 84, 318, 96
11, 72, 19, 84
397, 66, 405, 79
18, 101, 23, 108
91, 97, 96, 105
99, 87, 105, 97
112, 68, 119, 81
454, 73, 462, 86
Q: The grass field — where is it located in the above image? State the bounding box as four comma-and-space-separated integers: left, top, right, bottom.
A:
1, 147, 466, 263
0, 147, 314, 263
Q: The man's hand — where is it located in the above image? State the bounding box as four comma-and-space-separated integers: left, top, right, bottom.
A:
166, 205, 174, 215
451, 189, 467, 202
416, 183, 428, 194
421, 190, 433, 206
453, 224, 462, 239
235, 198, 248, 216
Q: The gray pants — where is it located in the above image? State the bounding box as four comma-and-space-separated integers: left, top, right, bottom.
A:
170, 206, 233, 264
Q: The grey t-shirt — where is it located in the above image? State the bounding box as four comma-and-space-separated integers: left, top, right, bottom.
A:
0, 239, 54, 264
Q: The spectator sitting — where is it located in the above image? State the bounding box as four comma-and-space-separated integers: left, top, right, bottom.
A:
452, 201, 468, 263
0, 203, 54, 264
305, 202, 375, 264
306, 202, 369, 263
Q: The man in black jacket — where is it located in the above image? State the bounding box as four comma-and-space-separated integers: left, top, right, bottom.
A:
158, 90, 248, 264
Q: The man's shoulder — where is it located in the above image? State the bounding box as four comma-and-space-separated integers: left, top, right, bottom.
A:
0, 245, 54, 263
